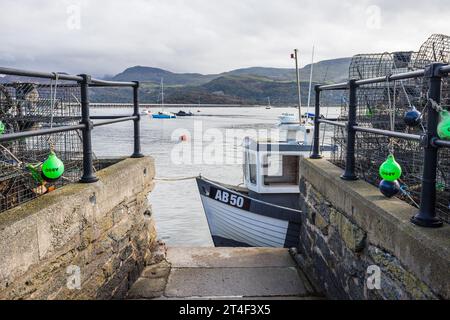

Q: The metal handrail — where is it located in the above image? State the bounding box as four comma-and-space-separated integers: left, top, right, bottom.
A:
352, 126, 422, 141
439, 65, 450, 75
0, 67, 136, 87
0, 67, 83, 82
0, 124, 86, 142
0, 66, 144, 184
311, 62, 450, 229
93, 116, 138, 127
318, 119, 346, 128
355, 70, 426, 86
317, 82, 348, 91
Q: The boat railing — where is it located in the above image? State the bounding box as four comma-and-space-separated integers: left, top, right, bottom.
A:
310, 62, 450, 229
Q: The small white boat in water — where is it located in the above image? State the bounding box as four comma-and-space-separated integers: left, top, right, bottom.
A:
196, 135, 337, 248
278, 113, 298, 124
265, 97, 272, 109
278, 113, 316, 126
140, 109, 151, 115
151, 78, 176, 119
152, 112, 176, 119
196, 176, 301, 248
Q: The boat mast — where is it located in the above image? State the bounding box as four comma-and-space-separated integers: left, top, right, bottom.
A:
307, 45, 315, 120
292, 49, 302, 125
161, 78, 164, 111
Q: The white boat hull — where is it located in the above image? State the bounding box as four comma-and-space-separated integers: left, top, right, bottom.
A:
278, 114, 298, 125
196, 177, 301, 248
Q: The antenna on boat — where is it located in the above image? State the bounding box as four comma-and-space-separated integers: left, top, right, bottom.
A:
291, 49, 302, 125
307, 45, 315, 121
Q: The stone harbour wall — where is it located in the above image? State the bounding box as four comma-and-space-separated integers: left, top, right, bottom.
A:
0, 157, 157, 300
294, 158, 450, 300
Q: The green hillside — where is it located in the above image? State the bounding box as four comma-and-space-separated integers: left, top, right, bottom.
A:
111, 66, 216, 85
91, 57, 352, 105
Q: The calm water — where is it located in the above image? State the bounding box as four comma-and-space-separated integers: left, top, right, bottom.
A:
92, 107, 340, 247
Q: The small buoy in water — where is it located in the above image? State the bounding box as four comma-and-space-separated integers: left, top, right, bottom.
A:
0, 120, 5, 135
437, 110, 450, 140
379, 180, 401, 198
41, 151, 65, 182
403, 106, 422, 127
379, 154, 402, 182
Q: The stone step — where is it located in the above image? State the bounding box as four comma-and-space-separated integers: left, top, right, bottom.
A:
127, 247, 321, 300
166, 247, 297, 268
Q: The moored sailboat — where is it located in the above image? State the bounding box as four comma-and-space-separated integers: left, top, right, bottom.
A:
152, 78, 176, 119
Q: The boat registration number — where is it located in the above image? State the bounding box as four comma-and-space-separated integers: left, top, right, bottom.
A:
209, 187, 251, 211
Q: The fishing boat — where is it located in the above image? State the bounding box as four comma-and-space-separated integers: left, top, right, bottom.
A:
151, 78, 176, 119
152, 112, 176, 119
196, 138, 302, 248
175, 110, 194, 117
196, 133, 337, 248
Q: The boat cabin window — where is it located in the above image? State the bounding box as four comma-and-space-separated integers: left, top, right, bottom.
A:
243, 152, 249, 182
263, 155, 299, 186
248, 152, 257, 185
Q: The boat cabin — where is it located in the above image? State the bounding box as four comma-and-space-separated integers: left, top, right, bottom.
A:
243, 137, 305, 195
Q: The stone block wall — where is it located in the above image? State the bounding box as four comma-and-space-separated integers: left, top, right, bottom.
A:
0, 157, 157, 300
295, 158, 450, 300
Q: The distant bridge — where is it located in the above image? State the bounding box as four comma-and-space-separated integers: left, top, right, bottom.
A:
89, 103, 262, 108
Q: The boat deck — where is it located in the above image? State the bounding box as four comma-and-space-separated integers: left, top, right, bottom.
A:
127, 247, 322, 300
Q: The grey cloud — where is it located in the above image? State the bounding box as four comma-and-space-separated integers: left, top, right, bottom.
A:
0, 0, 448, 77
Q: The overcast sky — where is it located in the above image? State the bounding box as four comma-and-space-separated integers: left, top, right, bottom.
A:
0, 0, 448, 77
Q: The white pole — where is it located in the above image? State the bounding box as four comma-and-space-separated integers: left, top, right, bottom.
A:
294, 49, 302, 125
307, 45, 315, 119
161, 78, 164, 111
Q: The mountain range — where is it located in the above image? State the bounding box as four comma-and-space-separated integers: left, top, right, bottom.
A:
0, 57, 352, 105
109, 57, 351, 85
92, 57, 351, 105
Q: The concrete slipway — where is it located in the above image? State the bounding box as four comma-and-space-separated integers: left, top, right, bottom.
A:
127, 247, 322, 300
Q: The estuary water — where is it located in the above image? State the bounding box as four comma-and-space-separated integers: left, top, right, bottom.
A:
92, 106, 340, 247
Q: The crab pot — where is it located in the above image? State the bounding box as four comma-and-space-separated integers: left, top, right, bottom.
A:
332, 34, 450, 224
0, 81, 84, 214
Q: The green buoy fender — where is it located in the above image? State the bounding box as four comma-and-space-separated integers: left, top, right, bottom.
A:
0, 120, 5, 135
437, 110, 450, 140
41, 151, 65, 182
379, 154, 402, 182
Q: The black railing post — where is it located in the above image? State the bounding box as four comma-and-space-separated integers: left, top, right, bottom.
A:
131, 81, 144, 158
79, 74, 98, 183
411, 63, 444, 228
310, 85, 323, 159
341, 79, 358, 181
